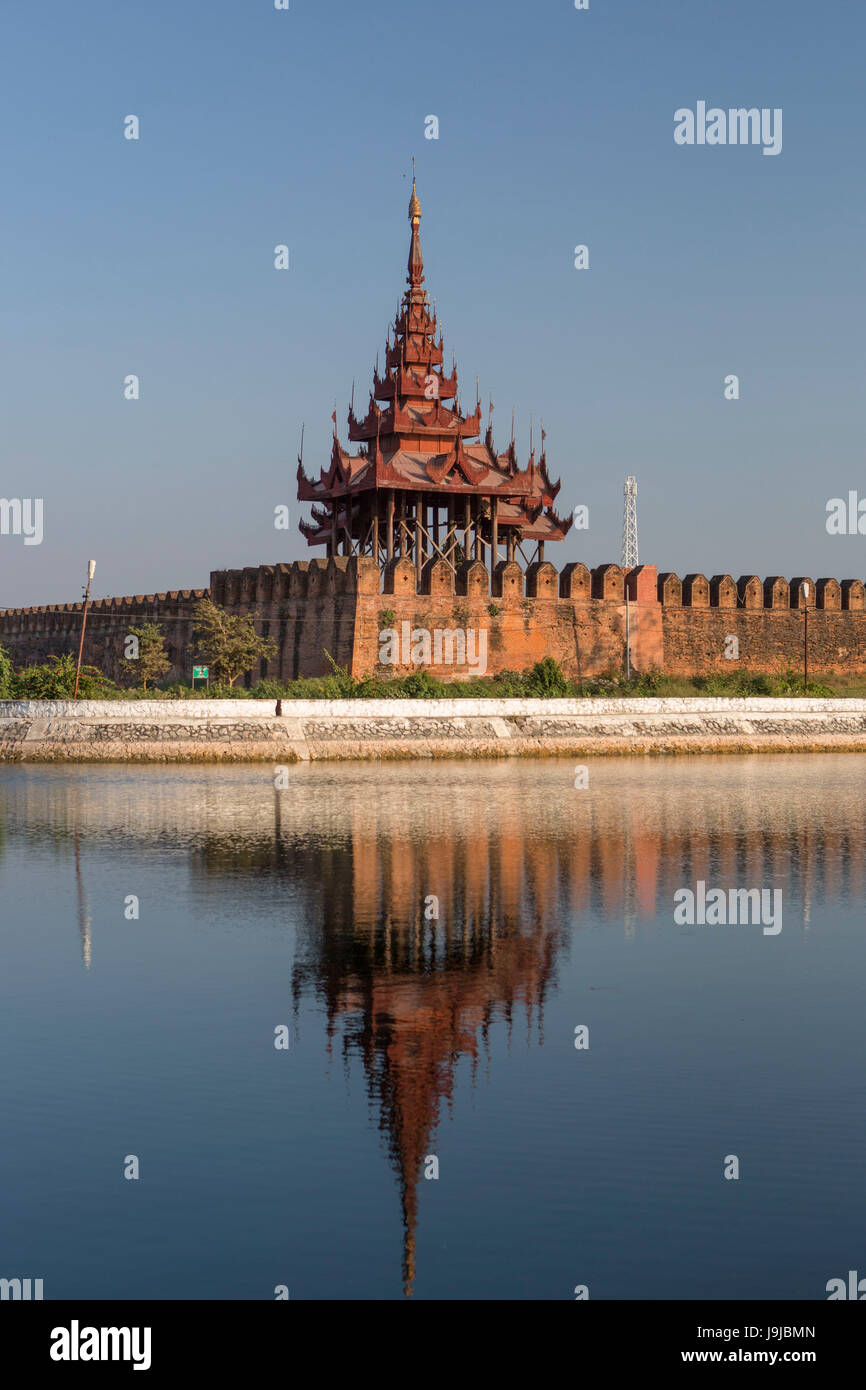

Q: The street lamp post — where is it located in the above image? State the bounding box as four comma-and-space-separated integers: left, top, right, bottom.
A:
802, 580, 810, 694
73, 561, 96, 701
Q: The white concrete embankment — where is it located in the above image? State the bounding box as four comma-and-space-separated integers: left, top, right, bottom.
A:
2, 698, 866, 761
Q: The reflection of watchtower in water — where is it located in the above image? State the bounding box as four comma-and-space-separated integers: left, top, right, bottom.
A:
289, 803, 572, 1297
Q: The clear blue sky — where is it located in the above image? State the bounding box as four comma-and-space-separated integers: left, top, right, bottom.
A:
2, 0, 864, 606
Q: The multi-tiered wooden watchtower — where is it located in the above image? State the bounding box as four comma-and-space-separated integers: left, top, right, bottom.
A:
297, 179, 571, 582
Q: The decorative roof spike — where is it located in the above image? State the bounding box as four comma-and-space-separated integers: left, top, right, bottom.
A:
484, 411, 495, 454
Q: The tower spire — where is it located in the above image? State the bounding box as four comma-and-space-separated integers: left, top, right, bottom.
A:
407, 160, 424, 288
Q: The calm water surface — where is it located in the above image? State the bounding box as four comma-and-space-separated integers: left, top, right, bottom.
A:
1, 756, 864, 1300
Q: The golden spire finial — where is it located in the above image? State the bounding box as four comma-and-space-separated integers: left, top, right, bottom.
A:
408, 155, 421, 222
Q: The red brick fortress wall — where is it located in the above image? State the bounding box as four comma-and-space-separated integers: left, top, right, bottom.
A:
349, 559, 662, 681
2, 561, 865, 685
659, 572, 866, 677
0, 591, 206, 682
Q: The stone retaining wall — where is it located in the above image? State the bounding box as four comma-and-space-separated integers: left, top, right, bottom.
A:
2, 699, 866, 762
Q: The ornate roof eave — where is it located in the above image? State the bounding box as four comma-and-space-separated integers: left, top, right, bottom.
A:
536, 450, 561, 500
299, 516, 326, 543
496, 472, 548, 501
500, 509, 571, 542
425, 435, 490, 487
297, 457, 321, 502
323, 431, 362, 491
350, 405, 473, 442
387, 340, 443, 371
374, 453, 408, 487
541, 504, 574, 539
372, 365, 458, 402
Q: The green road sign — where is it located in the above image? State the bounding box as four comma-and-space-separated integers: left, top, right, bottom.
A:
192, 666, 209, 679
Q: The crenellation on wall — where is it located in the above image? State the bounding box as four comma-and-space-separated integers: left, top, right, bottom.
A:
383, 556, 416, 595
665, 574, 682, 606
419, 557, 454, 596
682, 574, 709, 607
710, 574, 737, 608
492, 559, 524, 601
764, 576, 789, 609
525, 560, 558, 600
737, 575, 763, 609
456, 559, 489, 598
789, 577, 816, 609
560, 562, 591, 601
816, 577, 841, 610
592, 563, 624, 601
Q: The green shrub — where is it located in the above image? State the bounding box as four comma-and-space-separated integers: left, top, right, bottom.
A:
0, 643, 13, 698
523, 657, 569, 697
12, 654, 116, 700
395, 669, 441, 698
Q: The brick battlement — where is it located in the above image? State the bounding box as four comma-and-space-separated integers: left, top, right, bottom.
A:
0, 589, 207, 620
657, 572, 865, 611
1, 559, 865, 685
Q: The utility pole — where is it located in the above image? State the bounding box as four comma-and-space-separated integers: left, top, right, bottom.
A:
73, 560, 96, 701
802, 580, 810, 693
622, 478, 638, 682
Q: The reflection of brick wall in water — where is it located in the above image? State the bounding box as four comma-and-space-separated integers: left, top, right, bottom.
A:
1, 558, 865, 682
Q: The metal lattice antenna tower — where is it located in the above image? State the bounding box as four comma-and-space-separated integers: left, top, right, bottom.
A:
621, 475, 639, 569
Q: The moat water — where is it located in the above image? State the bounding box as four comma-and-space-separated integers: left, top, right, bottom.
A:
1, 757, 864, 1301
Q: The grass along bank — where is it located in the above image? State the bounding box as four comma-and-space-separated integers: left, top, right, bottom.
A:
2, 645, 864, 702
